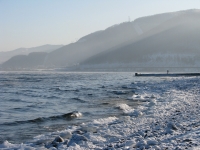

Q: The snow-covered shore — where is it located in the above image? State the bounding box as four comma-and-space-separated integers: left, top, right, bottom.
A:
0, 77, 200, 149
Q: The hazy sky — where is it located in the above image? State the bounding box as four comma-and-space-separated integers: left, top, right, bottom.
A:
1, 0, 200, 52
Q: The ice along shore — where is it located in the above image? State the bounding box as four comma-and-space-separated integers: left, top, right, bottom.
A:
0, 77, 200, 150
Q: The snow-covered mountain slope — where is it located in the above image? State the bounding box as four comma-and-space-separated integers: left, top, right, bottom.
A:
43, 10, 190, 68
80, 10, 200, 69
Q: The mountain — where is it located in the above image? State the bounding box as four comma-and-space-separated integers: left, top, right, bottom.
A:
43, 23, 139, 67
1, 52, 48, 70
44, 11, 183, 67
79, 9, 200, 71
2, 9, 200, 71
0, 44, 63, 64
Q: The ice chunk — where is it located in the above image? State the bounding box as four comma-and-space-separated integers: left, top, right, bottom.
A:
147, 139, 159, 145
93, 117, 118, 125
67, 134, 88, 147
125, 140, 136, 147
60, 131, 72, 139
136, 140, 147, 148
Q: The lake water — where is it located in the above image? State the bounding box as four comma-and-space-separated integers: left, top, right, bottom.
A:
0, 72, 199, 149
0, 72, 142, 143
0, 71, 162, 144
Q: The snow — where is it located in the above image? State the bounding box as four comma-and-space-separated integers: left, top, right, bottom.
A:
0, 77, 200, 149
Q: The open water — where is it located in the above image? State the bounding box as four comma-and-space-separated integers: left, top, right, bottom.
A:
0, 71, 161, 144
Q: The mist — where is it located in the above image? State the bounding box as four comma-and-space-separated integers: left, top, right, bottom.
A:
1, 9, 200, 72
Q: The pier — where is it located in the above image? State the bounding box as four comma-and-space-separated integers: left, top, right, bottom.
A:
135, 73, 200, 77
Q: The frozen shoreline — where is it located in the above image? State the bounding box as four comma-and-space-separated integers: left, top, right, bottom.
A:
1, 77, 200, 149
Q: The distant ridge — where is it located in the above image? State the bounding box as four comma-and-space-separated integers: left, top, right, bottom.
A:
1, 52, 48, 70
0, 44, 63, 64
79, 9, 200, 71
2, 9, 200, 71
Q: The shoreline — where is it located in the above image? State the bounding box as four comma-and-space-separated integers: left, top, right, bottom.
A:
0, 77, 200, 149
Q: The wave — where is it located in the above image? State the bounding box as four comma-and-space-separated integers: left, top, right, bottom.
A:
8, 98, 23, 102
131, 94, 157, 104
0, 78, 11, 82
101, 102, 110, 105
112, 90, 128, 95
52, 87, 79, 92
115, 103, 133, 113
115, 103, 143, 117
45, 95, 60, 99
16, 77, 43, 82
1, 111, 82, 126
71, 98, 86, 103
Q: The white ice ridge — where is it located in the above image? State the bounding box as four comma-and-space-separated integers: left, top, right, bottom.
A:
1, 77, 200, 149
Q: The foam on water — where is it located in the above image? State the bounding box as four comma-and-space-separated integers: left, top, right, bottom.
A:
115, 103, 143, 117
116, 103, 132, 111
